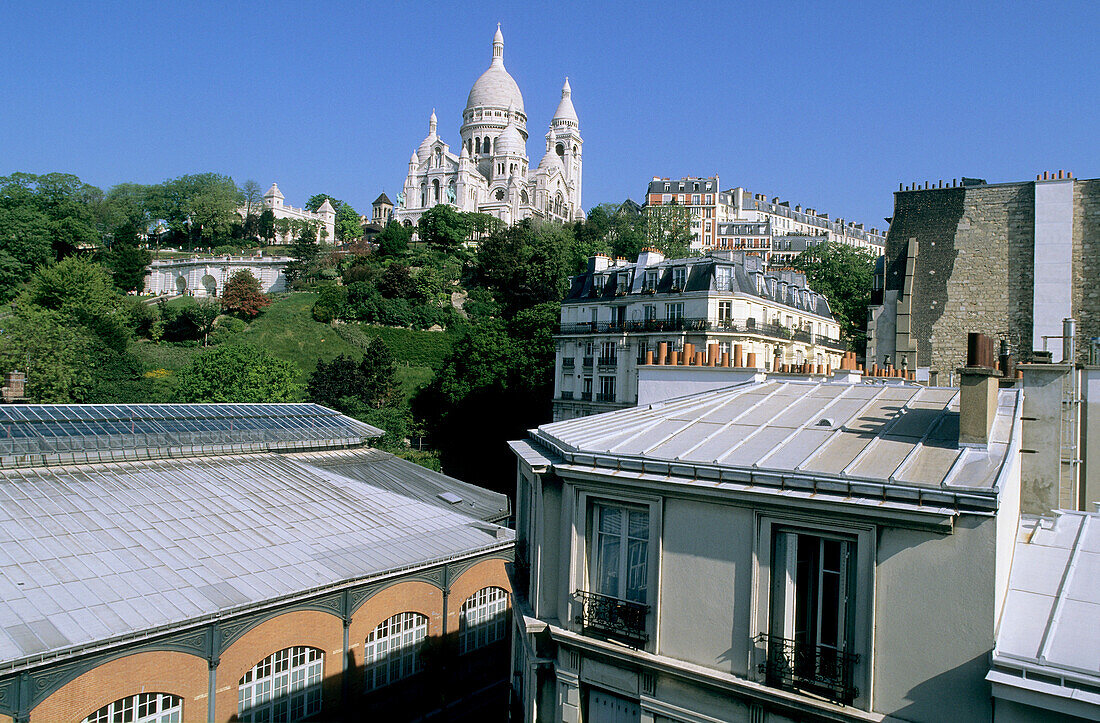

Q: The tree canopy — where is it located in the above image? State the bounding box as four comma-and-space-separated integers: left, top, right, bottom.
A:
417, 204, 471, 249
221, 269, 271, 318
790, 241, 876, 346
175, 344, 300, 402
377, 221, 410, 256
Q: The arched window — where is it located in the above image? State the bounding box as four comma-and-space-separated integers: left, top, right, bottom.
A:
420, 184, 427, 208
237, 646, 323, 722
365, 612, 428, 691
83, 693, 182, 723
486, 137, 492, 154
459, 586, 509, 653
555, 143, 565, 158
432, 179, 440, 202
475, 137, 481, 154
520, 190, 529, 204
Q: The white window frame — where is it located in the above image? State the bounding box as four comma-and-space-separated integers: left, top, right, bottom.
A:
364, 612, 428, 690
568, 488, 662, 651
751, 513, 874, 710
84, 694, 182, 723
459, 586, 510, 653
238, 646, 323, 722
666, 303, 684, 322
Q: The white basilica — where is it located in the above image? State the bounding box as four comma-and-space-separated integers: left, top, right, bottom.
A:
393, 25, 583, 227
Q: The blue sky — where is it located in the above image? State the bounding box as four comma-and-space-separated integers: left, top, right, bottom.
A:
2, 1, 1096, 229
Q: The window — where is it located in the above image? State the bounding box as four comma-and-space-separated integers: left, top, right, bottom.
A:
598, 376, 616, 402
692, 194, 700, 205
582, 376, 593, 398
460, 587, 509, 653
495, 188, 505, 201
672, 267, 686, 289
665, 303, 683, 322
83, 694, 182, 723
365, 612, 428, 690
716, 265, 731, 290
591, 503, 648, 603
706, 194, 713, 204
718, 301, 732, 323
600, 341, 617, 363
238, 646, 322, 722
593, 275, 605, 292
644, 269, 657, 290
636, 340, 648, 363
643, 304, 656, 321
763, 530, 857, 704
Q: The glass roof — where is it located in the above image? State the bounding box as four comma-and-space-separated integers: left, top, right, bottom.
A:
0, 403, 383, 468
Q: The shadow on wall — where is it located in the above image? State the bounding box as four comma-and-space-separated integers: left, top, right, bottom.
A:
889, 651, 992, 723
227, 627, 511, 723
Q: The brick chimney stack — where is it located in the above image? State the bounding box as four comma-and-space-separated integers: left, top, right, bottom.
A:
958, 333, 1001, 447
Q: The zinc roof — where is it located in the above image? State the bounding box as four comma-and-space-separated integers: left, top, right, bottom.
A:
534, 380, 1020, 509
0, 448, 511, 669
991, 511, 1100, 703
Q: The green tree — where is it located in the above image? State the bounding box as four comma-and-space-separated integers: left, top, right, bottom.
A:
0, 205, 55, 300
377, 221, 410, 256
305, 194, 362, 244
790, 241, 876, 346
475, 219, 576, 316
183, 300, 221, 346
644, 203, 694, 258
417, 204, 470, 249
311, 283, 347, 323
155, 173, 242, 247
175, 344, 300, 402
285, 222, 322, 285
307, 339, 399, 412
0, 304, 93, 402
257, 208, 276, 244
220, 269, 271, 318
25, 256, 130, 349
103, 241, 151, 293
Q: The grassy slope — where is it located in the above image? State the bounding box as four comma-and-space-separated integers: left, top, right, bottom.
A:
131, 294, 455, 402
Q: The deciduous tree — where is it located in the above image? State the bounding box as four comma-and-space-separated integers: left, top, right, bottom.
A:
377, 221, 410, 256
790, 241, 875, 347
175, 344, 300, 402
417, 204, 470, 250
220, 269, 271, 318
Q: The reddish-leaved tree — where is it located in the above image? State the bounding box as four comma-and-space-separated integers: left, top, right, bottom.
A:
221, 270, 271, 318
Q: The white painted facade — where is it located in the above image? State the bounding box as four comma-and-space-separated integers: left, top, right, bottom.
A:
144, 256, 290, 297
393, 26, 583, 228
1032, 178, 1074, 358
510, 375, 1029, 723
245, 183, 335, 245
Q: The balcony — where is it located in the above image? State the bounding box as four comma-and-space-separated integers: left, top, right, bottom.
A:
562, 358, 575, 369
755, 634, 859, 705
582, 356, 593, 368
573, 590, 649, 648
559, 391, 574, 400
579, 391, 593, 401
558, 318, 709, 335
597, 355, 618, 370
792, 328, 813, 344
817, 336, 848, 352
595, 392, 616, 403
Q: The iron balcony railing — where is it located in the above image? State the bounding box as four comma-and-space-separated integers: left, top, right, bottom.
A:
595, 392, 616, 403
573, 590, 649, 648
597, 355, 618, 367
559, 391, 574, 400
562, 358, 575, 369
558, 318, 708, 335
579, 391, 593, 401
582, 356, 593, 368
792, 328, 813, 343
817, 336, 848, 352
755, 633, 860, 705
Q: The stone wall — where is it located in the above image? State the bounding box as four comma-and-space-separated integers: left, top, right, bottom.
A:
1073, 180, 1100, 361
883, 182, 1036, 377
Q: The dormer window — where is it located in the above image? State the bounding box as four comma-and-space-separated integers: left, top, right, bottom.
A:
594, 275, 606, 292
672, 267, 686, 289
716, 266, 731, 290
644, 270, 657, 291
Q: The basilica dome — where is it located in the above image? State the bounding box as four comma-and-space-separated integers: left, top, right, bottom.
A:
466, 25, 525, 114
494, 119, 526, 157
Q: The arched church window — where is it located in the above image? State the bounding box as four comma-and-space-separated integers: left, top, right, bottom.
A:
573, 145, 578, 154
520, 190, 529, 204
495, 189, 505, 201
420, 184, 427, 207
487, 137, 492, 154
555, 143, 564, 158
475, 137, 481, 154
432, 179, 440, 202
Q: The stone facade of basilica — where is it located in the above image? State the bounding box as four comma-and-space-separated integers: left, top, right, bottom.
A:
393, 25, 583, 227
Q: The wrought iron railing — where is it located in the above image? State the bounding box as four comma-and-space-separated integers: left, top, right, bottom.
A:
792, 328, 813, 343
574, 590, 649, 647
597, 356, 618, 367
582, 356, 593, 368
579, 391, 593, 401
755, 634, 859, 705
559, 391, 574, 400
817, 336, 848, 352
595, 392, 616, 403
562, 358, 575, 369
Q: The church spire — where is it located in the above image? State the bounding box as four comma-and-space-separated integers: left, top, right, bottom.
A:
492, 23, 504, 66
429, 108, 437, 135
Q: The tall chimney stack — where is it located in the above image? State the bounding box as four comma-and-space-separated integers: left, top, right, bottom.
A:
958, 333, 1001, 447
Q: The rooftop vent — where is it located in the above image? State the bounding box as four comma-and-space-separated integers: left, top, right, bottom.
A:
438, 492, 463, 504
815, 418, 834, 428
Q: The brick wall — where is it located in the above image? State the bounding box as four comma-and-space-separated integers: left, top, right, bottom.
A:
31, 651, 208, 723
20, 557, 512, 723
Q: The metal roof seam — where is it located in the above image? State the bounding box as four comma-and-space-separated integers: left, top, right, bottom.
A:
712, 383, 794, 465
755, 384, 855, 469
1036, 513, 1090, 667
838, 386, 922, 478
674, 383, 783, 461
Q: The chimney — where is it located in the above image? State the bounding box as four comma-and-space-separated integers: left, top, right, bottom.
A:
958, 333, 1001, 447
2, 371, 25, 403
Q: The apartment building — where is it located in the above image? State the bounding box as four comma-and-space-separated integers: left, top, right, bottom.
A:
644, 178, 886, 260
552, 249, 846, 421
511, 348, 1027, 722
